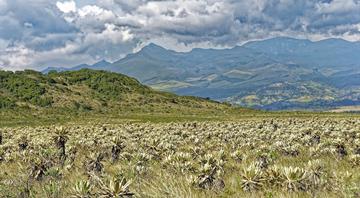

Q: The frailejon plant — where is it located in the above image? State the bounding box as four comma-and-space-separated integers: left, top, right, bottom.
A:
240, 164, 265, 192
0, 118, 360, 197
280, 166, 308, 192
53, 126, 69, 165
96, 176, 134, 198
70, 180, 93, 198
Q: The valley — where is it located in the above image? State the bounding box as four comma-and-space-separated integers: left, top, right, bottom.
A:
2, 52, 360, 198
43, 37, 360, 110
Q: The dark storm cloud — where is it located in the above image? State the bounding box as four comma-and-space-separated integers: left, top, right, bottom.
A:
1, 0, 360, 70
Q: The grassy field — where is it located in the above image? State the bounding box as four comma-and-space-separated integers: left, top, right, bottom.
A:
0, 113, 360, 197
329, 106, 360, 113
1, 106, 359, 127
2, 69, 360, 197
1, 110, 360, 197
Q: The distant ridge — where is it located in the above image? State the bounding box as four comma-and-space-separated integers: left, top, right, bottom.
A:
42, 60, 111, 74
41, 37, 360, 110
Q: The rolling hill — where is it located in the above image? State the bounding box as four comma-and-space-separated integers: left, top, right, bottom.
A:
0, 69, 235, 115
42, 37, 360, 110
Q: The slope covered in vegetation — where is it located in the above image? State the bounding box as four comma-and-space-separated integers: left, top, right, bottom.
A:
0, 69, 232, 112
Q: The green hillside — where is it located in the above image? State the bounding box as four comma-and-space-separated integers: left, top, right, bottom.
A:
0, 69, 236, 111
0, 69, 250, 125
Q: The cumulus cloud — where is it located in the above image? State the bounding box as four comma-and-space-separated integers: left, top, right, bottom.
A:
1, 0, 360, 70
83, 23, 134, 45
56, 0, 77, 13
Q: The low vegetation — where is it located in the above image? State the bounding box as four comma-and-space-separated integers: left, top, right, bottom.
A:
1, 69, 360, 197
0, 69, 232, 112
0, 69, 247, 126
1, 118, 360, 197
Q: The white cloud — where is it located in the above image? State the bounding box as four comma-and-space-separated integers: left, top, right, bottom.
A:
2, 0, 360, 71
78, 5, 115, 20
0, 45, 35, 71
0, 42, 94, 71
56, 1, 77, 13
84, 23, 134, 44
316, 0, 360, 14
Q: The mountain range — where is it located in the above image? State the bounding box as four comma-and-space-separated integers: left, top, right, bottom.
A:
42, 37, 360, 110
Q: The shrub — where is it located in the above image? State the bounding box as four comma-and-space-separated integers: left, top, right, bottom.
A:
0, 96, 16, 108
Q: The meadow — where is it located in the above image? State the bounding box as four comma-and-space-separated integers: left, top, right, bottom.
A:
1, 69, 360, 197
1, 115, 360, 197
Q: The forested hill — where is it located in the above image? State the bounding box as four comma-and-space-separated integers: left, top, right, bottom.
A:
0, 69, 234, 114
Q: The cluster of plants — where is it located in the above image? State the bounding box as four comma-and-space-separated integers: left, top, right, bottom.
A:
0, 96, 16, 109
49, 69, 150, 100
0, 70, 52, 107
1, 117, 360, 197
0, 69, 229, 113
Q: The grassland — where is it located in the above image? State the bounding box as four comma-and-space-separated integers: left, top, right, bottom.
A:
1, 69, 360, 197
329, 106, 360, 113
1, 115, 360, 197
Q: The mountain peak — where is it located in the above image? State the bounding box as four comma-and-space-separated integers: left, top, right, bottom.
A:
141, 43, 167, 51
316, 38, 351, 45
92, 59, 110, 67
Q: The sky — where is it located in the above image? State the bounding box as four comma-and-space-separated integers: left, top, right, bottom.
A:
1, 0, 360, 71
